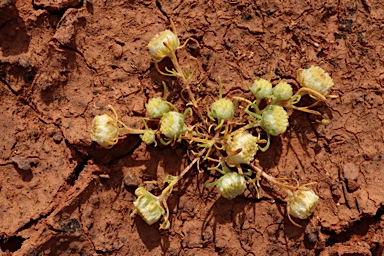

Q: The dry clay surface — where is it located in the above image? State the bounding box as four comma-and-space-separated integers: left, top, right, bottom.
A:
1, 0, 384, 255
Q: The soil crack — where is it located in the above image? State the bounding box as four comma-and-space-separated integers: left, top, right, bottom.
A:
0, 76, 17, 95
57, 44, 97, 73
155, 0, 169, 21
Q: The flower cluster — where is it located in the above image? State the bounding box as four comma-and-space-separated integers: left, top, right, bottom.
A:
90, 22, 336, 229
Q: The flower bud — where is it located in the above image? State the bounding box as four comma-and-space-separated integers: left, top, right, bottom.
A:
146, 97, 170, 118
90, 114, 119, 148
210, 98, 235, 121
140, 129, 156, 145
227, 131, 258, 164
131, 187, 164, 225
261, 105, 289, 136
160, 111, 187, 139
250, 78, 273, 99
272, 81, 293, 102
148, 30, 180, 62
217, 172, 246, 200
297, 65, 334, 96
287, 189, 319, 219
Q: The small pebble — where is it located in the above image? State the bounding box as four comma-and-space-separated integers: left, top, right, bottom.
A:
12, 156, 31, 171
305, 226, 320, 243
52, 132, 63, 143
124, 172, 139, 187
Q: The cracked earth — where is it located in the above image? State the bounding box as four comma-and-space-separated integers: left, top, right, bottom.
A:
1, 0, 384, 255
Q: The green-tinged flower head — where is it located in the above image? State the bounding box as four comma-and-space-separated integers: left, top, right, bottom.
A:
250, 78, 273, 99
261, 105, 289, 136
90, 114, 119, 148
210, 98, 235, 121
146, 97, 170, 119
227, 131, 258, 164
131, 187, 164, 225
287, 189, 319, 219
217, 172, 247, 200
140, 129, 156, 145
148, 30, 180, 62
273, 81, 293, 102
160, 111, 187, 139
297, 66, 334, 96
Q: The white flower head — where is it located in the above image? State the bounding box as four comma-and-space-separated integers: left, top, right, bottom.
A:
261, 105, 289, 136
297, 65, 334, 96
90, 114, 119, 148
273, 81, 293, 102
160, 111, 187, 139
146, 97, 170, 118
140, 129, 156, 145
148, 30, 180, 62
210, 98, 235, 121
227, 131, 258, 164
250, 78, 273, 99
217, 172, 246, 200
131, 187, 169, 228
287, 189, 319, 219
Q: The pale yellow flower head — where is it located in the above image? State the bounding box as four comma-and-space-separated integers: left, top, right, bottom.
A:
210, 98, 235, 121
297, 66, 334, 96
261, 105, 289, 136
90, 114, 119, 148
140, 129, 156, 145
146, 97, 170, 118
227, 131, 258, 164
287, 189, 319, 219
250, 78, 273, 99
272, 81, 293, 102
133, 188, 163, 225
148, 30, 180, 62
217, 172, 246, 200
160, 111, 187, 139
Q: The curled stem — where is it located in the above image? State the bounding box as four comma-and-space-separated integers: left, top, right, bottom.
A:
108, 105, 145, 135
295, 87, 327, 102
233, 96, 253, 105
249, 164, 298, 192
288, 105, 321, 115
258, 133, 270, 152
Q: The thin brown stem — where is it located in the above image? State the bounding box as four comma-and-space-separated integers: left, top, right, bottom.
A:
165, 43, 209, 127
159, 148, 207, 201
289, 105, 321, 115
249, 164, 298, 192
107, 104, 146, 135
295, 87, 327, 101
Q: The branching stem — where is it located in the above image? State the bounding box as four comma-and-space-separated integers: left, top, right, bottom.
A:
159, 148, 206, 201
